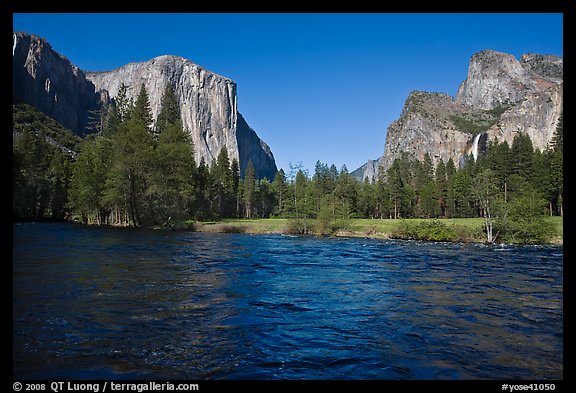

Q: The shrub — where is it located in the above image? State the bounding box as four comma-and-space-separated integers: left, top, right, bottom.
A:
286, 218, 313, 235
494, 194, 556, 244
391, 219, 458, 242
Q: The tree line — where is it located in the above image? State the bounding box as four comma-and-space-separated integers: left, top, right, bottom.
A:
13, 81, 563, 240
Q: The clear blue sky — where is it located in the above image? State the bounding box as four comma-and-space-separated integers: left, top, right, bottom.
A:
13, 13, 563, 174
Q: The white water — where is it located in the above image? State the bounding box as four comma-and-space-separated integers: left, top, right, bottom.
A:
471, 133, 481, 161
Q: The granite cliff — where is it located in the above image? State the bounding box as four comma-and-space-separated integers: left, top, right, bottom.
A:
12, 32, 101, 136
12, 32, 277, 179
85, 55, 276, 179
352, 50, 563, 182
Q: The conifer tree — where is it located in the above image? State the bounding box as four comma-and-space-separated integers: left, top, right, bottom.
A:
272, 169, 287, 216
132, 83, 153, 130
435, 159, 448, 217
510, 133, 534, 180
115, 83, 133, 124
155, 84, 180, 136
148, 87, 195, 226
211, 147, 235, 218
243, 160, 256, 219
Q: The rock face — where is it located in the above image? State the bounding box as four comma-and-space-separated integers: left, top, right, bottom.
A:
12, 32, 101, 135
13, 32, 277, 180
353, 49, 563, 181
85, 55, 277, 180
350, 159, 381, 183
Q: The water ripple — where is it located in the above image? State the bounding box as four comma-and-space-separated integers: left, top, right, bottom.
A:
13, 223, 563, 380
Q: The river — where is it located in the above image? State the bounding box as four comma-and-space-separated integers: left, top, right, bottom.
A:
13, 223, 563, 379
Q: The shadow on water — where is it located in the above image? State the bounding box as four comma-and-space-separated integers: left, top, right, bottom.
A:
13, 223, 562, 379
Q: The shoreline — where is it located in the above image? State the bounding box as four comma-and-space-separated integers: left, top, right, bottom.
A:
192, 218, 564, 246
17, 217, 562, 245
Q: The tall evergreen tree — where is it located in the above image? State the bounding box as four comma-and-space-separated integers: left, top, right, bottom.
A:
257, 178, 275, 218
387, 159, 404, 219
334, 165, 358, 218
510, 133, 534, 180
114, 83, 133, 125
451, 168, 473, 217
192, 157, 211, 219
550, 112, 563, 152
231, 159, 241, 217
358, 177, 377, 218
132, 83, 153, 130
486, 139, 512, 202
243, 160, 256, 219
293, 169, 314, 233
103, 119, 155, 227
155, 84, 180, 137
148, 95, 195, 226
549, 113, 563, 216
68, 136, 113, 224
435, 159, 448, 217
272, 169, 287, 216
445, 158, 457, 218
420, 180, 439, 218
211, 147, 235, 218
375, 178, 392, 219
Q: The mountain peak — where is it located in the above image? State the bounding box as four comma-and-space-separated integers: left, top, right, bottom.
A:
353, 49, 563, 182
87, 54, 233, 85
13, 31, 277, 180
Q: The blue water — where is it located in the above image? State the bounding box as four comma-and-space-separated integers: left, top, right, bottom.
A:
12, 223, 563, 380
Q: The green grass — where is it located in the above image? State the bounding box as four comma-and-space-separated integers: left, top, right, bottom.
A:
191, 217, 562, 244
547, 216, 563, 242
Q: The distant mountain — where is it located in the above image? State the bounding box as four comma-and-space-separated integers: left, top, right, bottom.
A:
12, 32, 277, 179
12, 32, 102, 136
352, 49, 563, 181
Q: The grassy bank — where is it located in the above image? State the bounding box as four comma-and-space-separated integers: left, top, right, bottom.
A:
192, 217, 563, 244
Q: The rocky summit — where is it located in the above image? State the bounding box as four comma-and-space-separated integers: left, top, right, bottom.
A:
352, 49, 563, 182
12, 32, 277, 180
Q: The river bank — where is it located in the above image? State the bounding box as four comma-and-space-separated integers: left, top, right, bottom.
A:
191, 217, 563, 245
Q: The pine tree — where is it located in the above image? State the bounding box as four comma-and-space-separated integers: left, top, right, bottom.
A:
132, 83, 153, 130
155, 84, 180, 137
435, 159, 448, 217
549, 113, 563, 216
272, 169, 287, 216
291, 169, 314, 233
68, 136, 113, 224
420, 181, 439, 218
192, 157, 210, 219
510, 133, 534, 180
445, 158, 457, 218
550, 112, 563, 153
358, 177, 376, 218
103, 117, 155, 227
387, 159, 403, 219
257, 178, 275, 218
451, 168, 473, 218
486, 139, 512, 202
115, 83, 133, 124
243, 160, 256, 219
334, 165, 358, 218
211, 147, 235, 218
149, 109, 195, 226
231, 159, 241, 217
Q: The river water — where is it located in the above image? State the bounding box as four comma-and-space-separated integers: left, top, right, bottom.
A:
12, 223, 563, 380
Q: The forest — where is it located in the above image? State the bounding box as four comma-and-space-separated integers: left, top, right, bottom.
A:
13, 83, 563, 243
